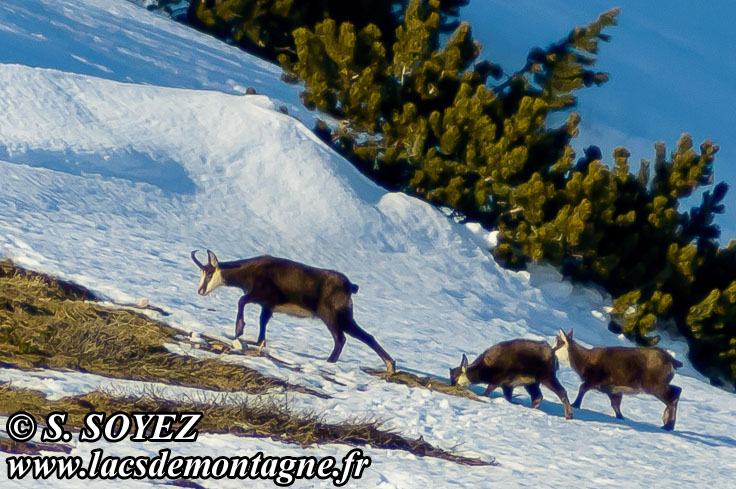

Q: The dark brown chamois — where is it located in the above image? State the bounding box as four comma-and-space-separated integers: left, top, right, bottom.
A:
553, 329, 683, 430
449, 339, 573, 419
192, 250, 395, 372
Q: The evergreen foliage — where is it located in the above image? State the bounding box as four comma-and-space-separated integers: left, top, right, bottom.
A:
283, 3, 616, 223
188, 0, 736, 388
187, 0, 467, 62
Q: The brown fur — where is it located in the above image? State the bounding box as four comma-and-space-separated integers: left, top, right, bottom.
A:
192, 250, 395, 372
450, 339, 573, 419
554, 329, 682, 430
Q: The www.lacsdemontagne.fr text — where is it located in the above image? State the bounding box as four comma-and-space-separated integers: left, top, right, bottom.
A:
4, 411, 371, 486
6, 447, 371, 486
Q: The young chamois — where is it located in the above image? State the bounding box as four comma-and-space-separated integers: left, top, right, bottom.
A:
449, 339, 573, 419
191, 250, 395, 372
553, 329, 683, 430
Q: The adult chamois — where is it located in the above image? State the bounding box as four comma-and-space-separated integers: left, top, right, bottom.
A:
191, 250, 396, 372
553, 329, 683, 430
449, 339, 573, 419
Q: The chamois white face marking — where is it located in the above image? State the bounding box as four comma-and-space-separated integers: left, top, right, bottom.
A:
197, 267, 225, 296
455, 369, 471, 388
555, 343, 571, 366
450, 356, 471, 388
554, 330, 571, 366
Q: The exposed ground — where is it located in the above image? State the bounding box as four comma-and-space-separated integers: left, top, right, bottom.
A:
0, 260, 492, 466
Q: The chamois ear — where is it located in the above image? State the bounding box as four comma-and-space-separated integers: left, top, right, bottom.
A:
567, 328, 574, 339
206, 249, 219, 267
461, 353, 468, 370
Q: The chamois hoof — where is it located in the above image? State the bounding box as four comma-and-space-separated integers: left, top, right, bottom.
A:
661, 421, 675, 431
257, 341, 266, 352
232, 338, 245, 350
564, 412, 573, 420
615, 413, 625, 420
386, 360, 396, 374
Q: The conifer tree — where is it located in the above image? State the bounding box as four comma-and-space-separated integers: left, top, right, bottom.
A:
286, 2, 619, 226
188, 0, 467, 62
186, 0, 736, 387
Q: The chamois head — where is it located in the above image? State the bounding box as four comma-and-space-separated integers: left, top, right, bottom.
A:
449, 353, 471, 387
553, 329, 574, 364
191, 249, 225, 296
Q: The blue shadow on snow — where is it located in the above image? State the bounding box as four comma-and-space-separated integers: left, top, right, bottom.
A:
397, 366, 736, 449
0, 147, 196, 195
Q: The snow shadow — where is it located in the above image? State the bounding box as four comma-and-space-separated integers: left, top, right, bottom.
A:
424, 376, 736, 448
0, 147, 196, 195
544, 403, 736, 448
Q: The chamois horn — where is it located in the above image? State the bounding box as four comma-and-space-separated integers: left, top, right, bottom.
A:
191, 250, 206, 269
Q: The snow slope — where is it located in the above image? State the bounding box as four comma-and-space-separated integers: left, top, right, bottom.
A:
0, 0, 735, 487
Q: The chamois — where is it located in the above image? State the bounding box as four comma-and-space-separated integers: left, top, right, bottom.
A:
191, 250, 396, 372
449, 339, 573, 419
553, 329, 683, 430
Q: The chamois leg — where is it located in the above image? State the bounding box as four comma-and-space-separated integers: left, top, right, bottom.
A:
542, 377, 573, 420
482, 384, 497, 396
608, 393, 624, 419
502, 386, 514, 403
658, 385, 682, 431
326, 327, 346, 364
234, 295, 252, 338
257, 307, 272, 347
525, 383, 543, 409
340, 311, 396, 373
572, 382, 591, 409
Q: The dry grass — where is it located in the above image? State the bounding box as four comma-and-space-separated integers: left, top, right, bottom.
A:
0, 260, 320, 396
0, 436, 72, 455
0, 260, 496, 466
363, 368, 486, 402
0, 385, 495, 466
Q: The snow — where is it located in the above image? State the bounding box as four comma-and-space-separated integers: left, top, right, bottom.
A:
0, 0, 735, 487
